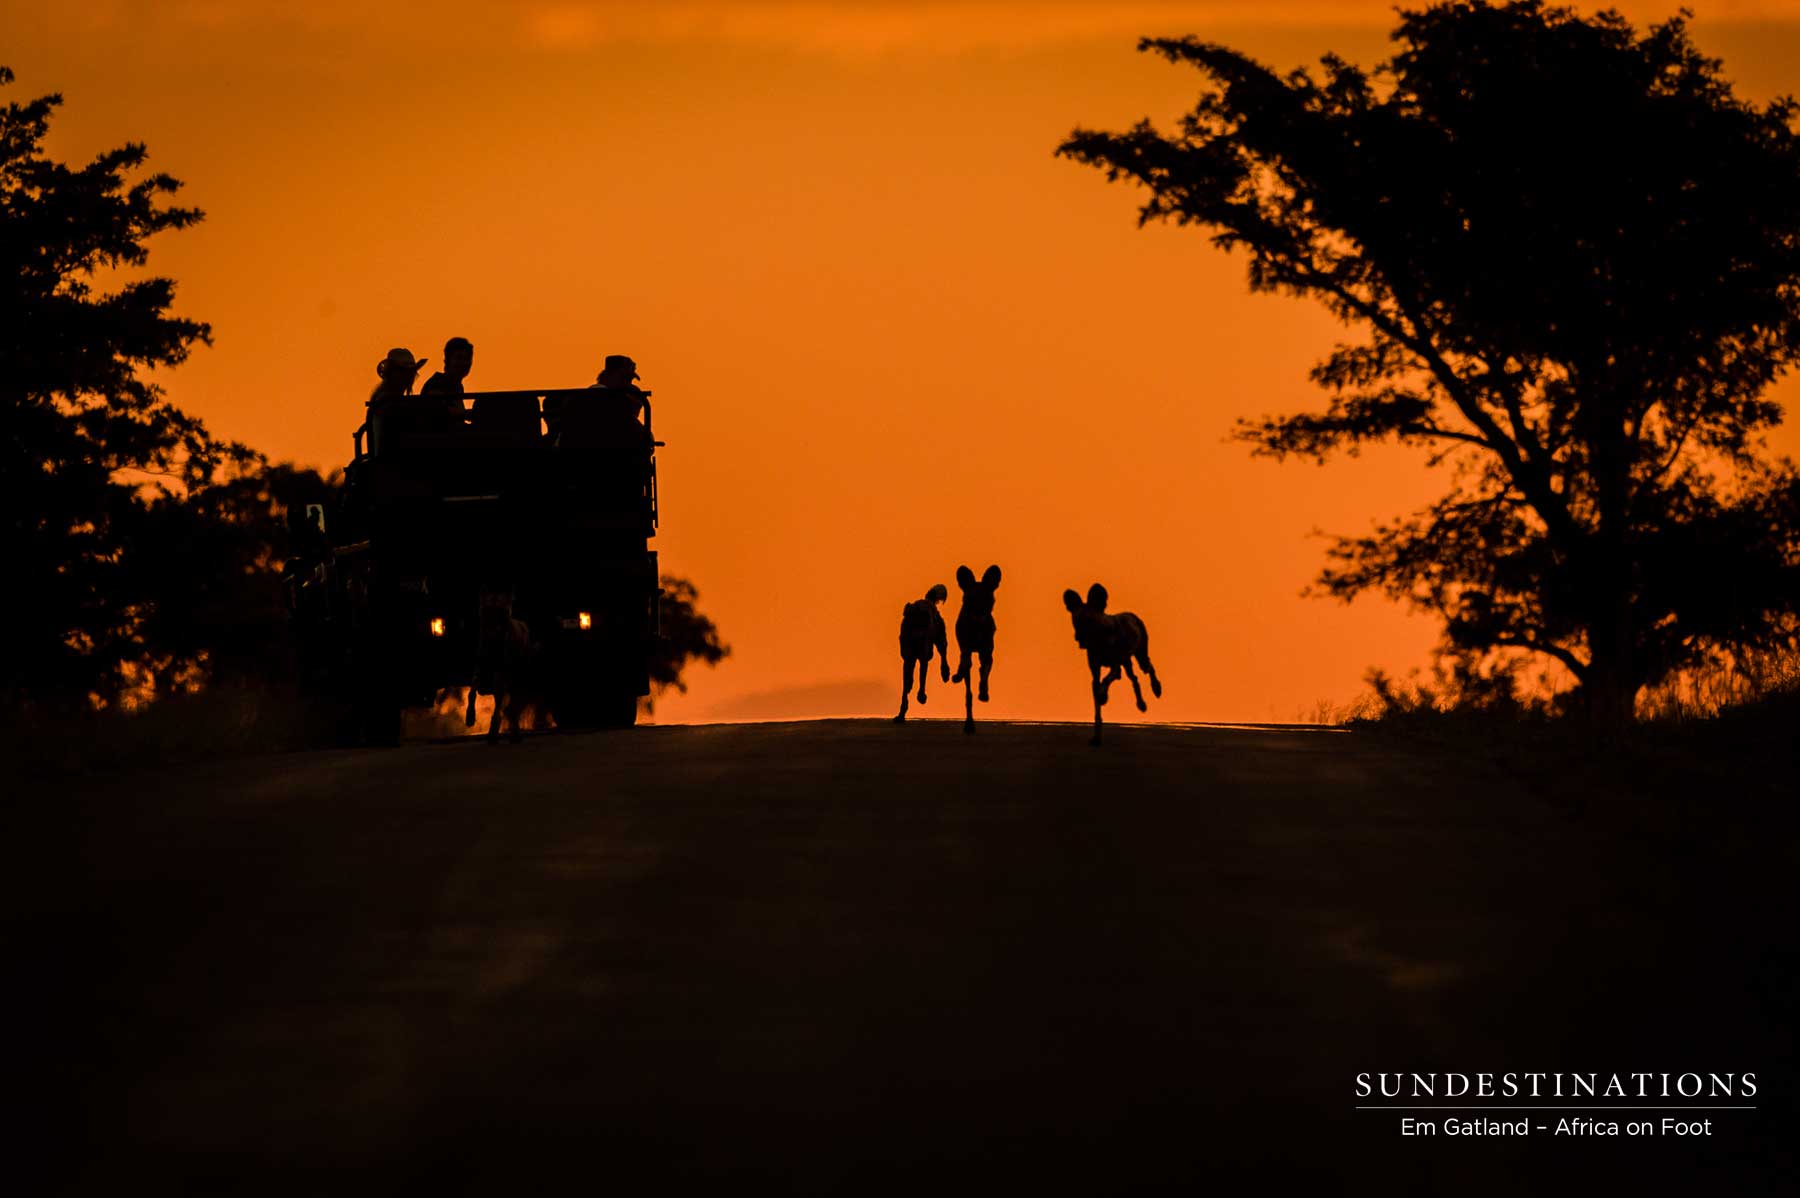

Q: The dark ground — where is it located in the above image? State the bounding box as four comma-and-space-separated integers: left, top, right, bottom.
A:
17, 719, 1796, 1194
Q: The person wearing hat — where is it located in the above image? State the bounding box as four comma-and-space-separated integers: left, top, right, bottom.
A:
364, 347, 435, 455
594, 354, 640, 391
369, 347, 428, 405
590, 353, 648, 425
544, 352, 648, 441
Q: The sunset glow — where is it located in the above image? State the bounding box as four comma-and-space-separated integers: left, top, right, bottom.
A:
10, 0, 1800, 722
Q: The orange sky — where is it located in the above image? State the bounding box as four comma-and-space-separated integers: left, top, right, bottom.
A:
9, 1, 1800, 723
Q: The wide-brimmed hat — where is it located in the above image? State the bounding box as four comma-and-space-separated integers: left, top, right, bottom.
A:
376, 347, 427, 378
601, 354, 639, 380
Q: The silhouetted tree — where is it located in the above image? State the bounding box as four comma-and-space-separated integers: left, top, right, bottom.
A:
126, 462, 338, 697
1060, 2, 1800, 726
1, 65, 255, 709
649, 576, 729, 712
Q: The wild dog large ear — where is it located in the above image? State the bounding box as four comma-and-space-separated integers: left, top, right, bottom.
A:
956, 565, 976, 590
1086, 583, 1108, 612
1063, 589, 1083, 612
927, 583, 948, 604
982, 565, 1001, 591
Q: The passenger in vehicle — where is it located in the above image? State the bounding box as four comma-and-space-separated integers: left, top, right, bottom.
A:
419, 336, 474, 431
364, 347, 433, 454
421, 336, 473, 396
544, 353, 647, 443
369, 347, 427, 404
592, 353, 648, 421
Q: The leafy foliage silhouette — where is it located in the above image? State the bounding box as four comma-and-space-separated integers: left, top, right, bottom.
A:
646, 575, 730, 713
1, 64, 255, 709
1060, 1, 1800, 725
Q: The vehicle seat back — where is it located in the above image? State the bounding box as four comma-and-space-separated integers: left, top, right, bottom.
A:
369, 398, 456, 454
469, 393, 543, 443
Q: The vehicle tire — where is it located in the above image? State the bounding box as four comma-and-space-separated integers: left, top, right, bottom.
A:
295, 650, 373, 749
340, 629, 405, 747
300, 689, 360, 748
356, 693, 403, 746
600, 692, 640, 729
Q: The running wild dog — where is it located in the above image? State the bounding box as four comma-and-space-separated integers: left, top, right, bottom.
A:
1062, 583, 1162, 745
466, 589, 536, 743
951, 564, 1002, 733
894, 583, 950, 722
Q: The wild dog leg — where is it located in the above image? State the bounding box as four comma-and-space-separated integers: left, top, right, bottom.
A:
1124, 659, 1147, 712
963, 666, 975, 734
1090, 661, 1104, 745
896, 658, 915, 722
1137, 637, 1162, 699
977, 650, 992, 703
917, 653, 929, 704
1097, 664, 1121, 706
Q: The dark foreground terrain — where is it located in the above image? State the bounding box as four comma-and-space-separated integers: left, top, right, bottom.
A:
19, 719, 1796, 1194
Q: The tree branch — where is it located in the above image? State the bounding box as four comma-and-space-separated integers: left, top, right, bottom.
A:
1488, 632, 1588, 679
1311, 264, 1581, 546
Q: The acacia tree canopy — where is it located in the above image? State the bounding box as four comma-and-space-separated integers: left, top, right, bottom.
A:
1059, 0, 1800, 723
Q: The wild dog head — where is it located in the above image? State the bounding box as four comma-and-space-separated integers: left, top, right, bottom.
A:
1062, 582, 1108, 649
900, 583, 949, 648
955, 564, 1002, 621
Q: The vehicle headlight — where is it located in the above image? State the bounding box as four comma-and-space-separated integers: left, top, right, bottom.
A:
429, 617, 446, 637
577, 611, 593, 631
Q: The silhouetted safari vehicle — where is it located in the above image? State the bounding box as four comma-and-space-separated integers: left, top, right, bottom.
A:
287, 387, 662, 743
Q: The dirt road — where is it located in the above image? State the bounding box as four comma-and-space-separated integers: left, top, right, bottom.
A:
24, 720, 1793, 1193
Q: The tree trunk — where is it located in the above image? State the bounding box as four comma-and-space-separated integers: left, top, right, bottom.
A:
1580, 654, 1637, 732
1583, 590, 1638, 734
1581, 394, 1638, 735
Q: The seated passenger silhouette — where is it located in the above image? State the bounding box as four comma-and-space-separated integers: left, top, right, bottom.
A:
593, 354, 646, 408
547, 353, 648, 446
419, 336, 474, 428
369, 346, 426, 404
365, 347, 433, 453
